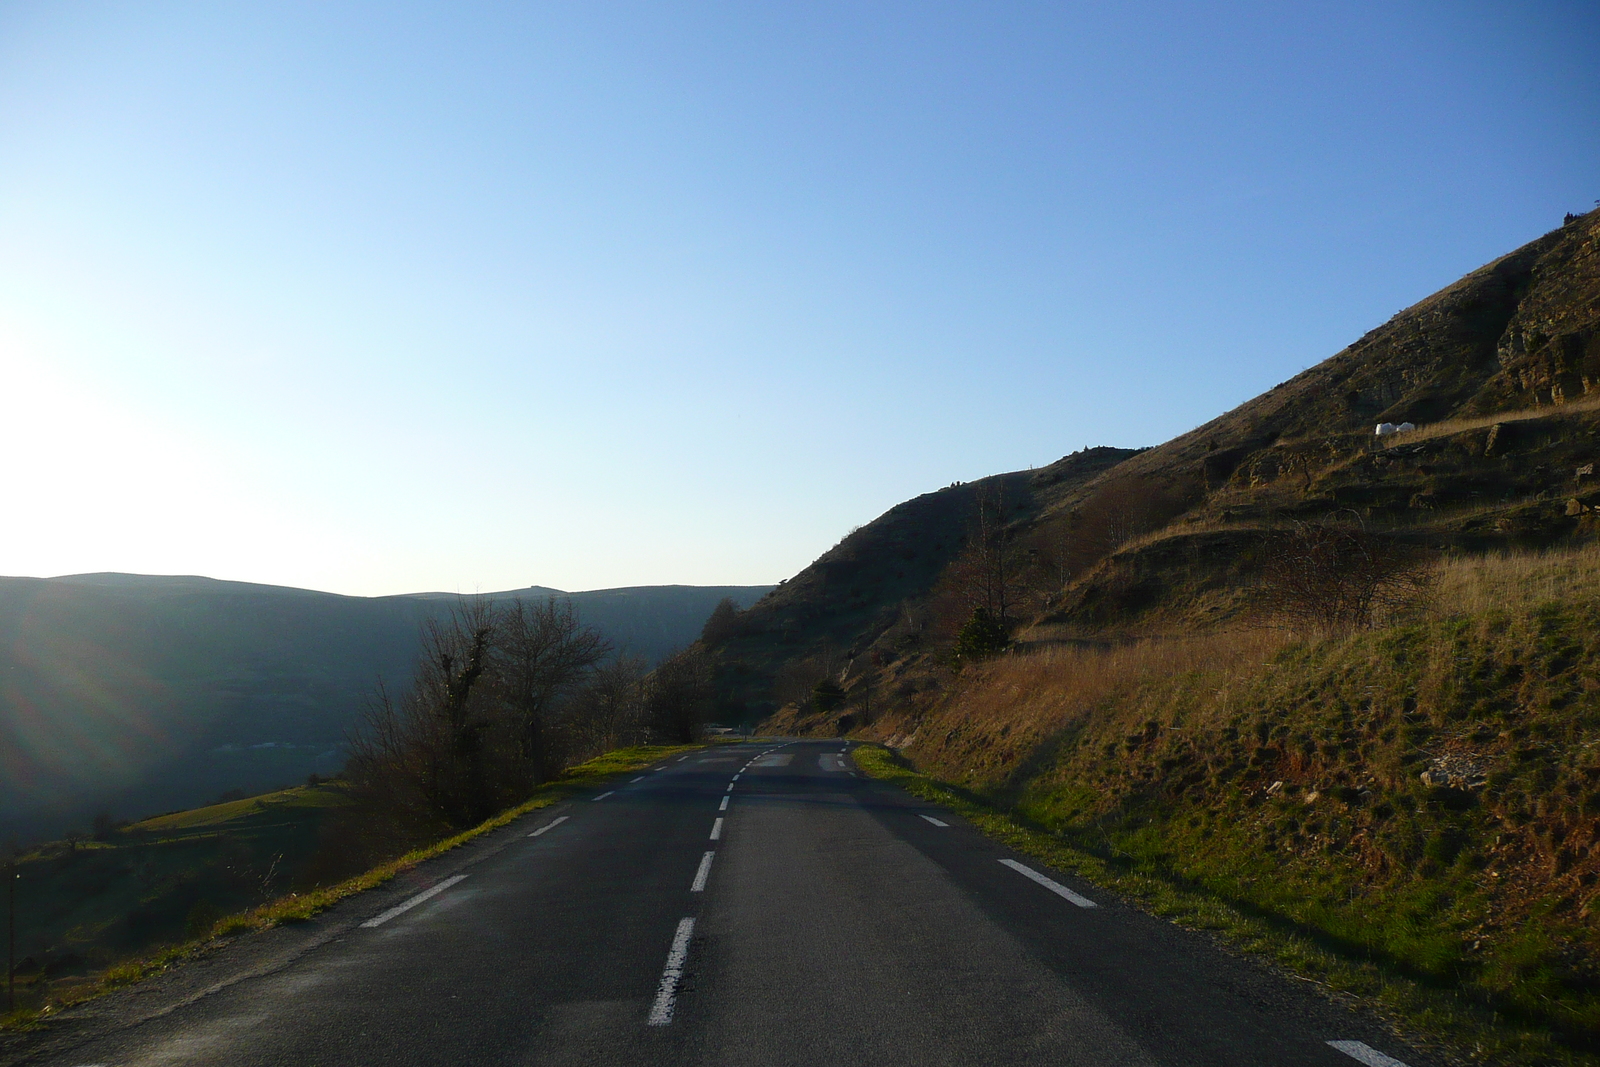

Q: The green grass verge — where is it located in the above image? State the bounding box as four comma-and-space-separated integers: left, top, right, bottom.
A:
0, 742, 701, 1032
851, 743, 1587, 1067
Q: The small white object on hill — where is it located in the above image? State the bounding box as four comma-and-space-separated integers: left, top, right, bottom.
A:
1375, 423, 1399, 436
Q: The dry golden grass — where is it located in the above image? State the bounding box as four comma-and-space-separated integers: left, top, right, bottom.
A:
898, 628, 1289, 789
1375, 394, 1600, 449
1432, 542, 1600, 615
894, 543, 1600, 793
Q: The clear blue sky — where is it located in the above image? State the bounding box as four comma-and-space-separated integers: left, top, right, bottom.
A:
2, 1, 1595, 596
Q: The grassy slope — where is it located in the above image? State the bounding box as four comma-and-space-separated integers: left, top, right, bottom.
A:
851, 547, 1600, 1065
2, 743, 698, 1030
8, 784, 347, 990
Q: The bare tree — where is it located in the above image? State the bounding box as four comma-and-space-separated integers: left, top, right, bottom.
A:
493, 597, 610, 780
1257, 517, 1434, 631
343, 600, 501, 829
570, 654, 649, 753
342, 596, 611, 838
927, 482, 1031, 643
644, 647, 712, 743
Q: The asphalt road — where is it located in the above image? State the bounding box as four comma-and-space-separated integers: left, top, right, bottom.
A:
19, 740, 1429, 1067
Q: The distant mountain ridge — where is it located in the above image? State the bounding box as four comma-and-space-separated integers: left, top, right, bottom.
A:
0, 573, 771, 844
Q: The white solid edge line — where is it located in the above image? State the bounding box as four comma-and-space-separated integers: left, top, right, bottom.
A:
998, 858, 1097, 908
710, 817, 724, 840
593, 791, 615, 801
647, 917, 696, 1025
690, 850, 715, 892
360, 874, 469, 928
529, 815, 570, 837
1328, 1041, 1411, 1067
919, 814, 949, 827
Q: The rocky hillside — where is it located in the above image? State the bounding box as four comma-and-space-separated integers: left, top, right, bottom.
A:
717, 208, 1600, 724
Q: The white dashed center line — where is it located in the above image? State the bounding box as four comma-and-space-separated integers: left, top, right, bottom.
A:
709, 817, 724, 840
592, 791, 615, 801
647, 918, 696, 1025
360, 874, 469, 928
719, 795, 729, 811
1328, 1041, 1411, 1067
528, 815, 569, 837
690, 850, 715, 892
725, 782, 734, 793
999, 859, 1097, 908
919, 815, 949, 827
631, 776, 645, 782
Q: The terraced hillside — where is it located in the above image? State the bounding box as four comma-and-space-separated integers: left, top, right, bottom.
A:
716, 209, 1600, 723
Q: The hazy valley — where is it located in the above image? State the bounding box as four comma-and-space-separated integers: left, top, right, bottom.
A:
0, 575, 770, 845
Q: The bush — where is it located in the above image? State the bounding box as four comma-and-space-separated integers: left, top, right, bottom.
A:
955, 607, 1010, 660
812, 679, 846, 712
1257, 517, 1433, 630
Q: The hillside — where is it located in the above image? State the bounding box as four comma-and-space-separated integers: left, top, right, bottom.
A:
0, 575, 770, 844
732, 209, 1600, 1062
706, 446, 1142, 719
716, 209, 1600, 722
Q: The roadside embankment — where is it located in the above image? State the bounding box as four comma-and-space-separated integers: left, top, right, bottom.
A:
853, 547, 1600, 1066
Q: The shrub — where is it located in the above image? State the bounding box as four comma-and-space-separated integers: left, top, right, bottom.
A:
955, 607, 1010, 660
812, 679, 846, 712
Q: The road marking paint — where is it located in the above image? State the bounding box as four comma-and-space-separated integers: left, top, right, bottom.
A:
999, 859, 1097, 908
677, 755, 690, 761
690, 850, 715, 892
710, 817, 724, 840
528, 815, 569, 837
718, 795, 729, 811
647, 917, 696, 1025
593, 791, 615, 801
725, 783, 734, 793
360, 874, 469, 928
919, 815, 949, 827
731, 773, 740, 781
631, 776, 645, 782
1328, 1041, 1411, 1067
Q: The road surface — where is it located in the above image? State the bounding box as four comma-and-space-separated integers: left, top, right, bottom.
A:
13, 740, 1427, 1067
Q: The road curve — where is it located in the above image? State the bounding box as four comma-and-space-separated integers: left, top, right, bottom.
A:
16, 740, 1430, 1067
